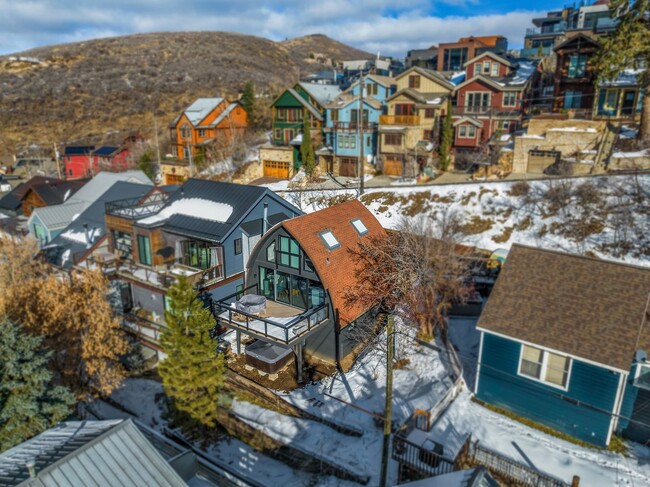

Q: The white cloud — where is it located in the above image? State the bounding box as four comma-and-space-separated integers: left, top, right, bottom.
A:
0, 0, 546, 56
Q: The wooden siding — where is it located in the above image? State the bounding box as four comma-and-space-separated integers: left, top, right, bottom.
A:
395, 73, 451, 93
22, 190, 46, 217
477, 332, 620, 446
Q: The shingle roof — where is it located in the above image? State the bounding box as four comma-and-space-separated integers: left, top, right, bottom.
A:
281, 200, 386, 325
477, 245, 650, 371
183, 98, 224, 126
0, 176, 67, 212
0, 420, 185, 487
28, 180, 85, 206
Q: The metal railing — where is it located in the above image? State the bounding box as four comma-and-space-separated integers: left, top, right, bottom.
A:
105, 191, 170, 219
452, 106, 521, 117
117, 259, 223, 289
380, 115, 421, 125
392, 434, 456, 478
212, 284, 330, 345
326, 121, 377, 132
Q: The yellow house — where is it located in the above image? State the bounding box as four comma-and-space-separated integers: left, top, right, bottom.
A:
378, 67, 455, 176
160, 159, 192, 186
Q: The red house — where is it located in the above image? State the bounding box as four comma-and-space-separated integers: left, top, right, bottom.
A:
92, 146, 134, 172
452, 52, 537, 150
63, 146, 96, 179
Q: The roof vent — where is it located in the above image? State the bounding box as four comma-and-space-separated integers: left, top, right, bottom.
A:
26, 461, 36, 479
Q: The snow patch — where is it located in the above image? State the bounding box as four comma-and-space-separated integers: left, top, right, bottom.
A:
139, 198, 234, 225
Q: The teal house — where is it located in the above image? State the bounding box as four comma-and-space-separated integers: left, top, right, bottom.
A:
475, 245, 650, 447
321, 74, 396, 177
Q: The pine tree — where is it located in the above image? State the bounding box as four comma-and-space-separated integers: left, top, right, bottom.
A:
240, 81, 257, 128
0, 321, 75, 451
595, 0, 650, 141
138, 147, 156, 180
300, 116, 316, 177
159, 276, 226, 428
438, 99, 453, 171
21, 269, 128, 400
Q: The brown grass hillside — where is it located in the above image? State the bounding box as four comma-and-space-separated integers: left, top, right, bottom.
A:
0, 32, 370, 155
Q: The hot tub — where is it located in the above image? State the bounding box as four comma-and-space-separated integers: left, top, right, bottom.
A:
245, 340, 293, 374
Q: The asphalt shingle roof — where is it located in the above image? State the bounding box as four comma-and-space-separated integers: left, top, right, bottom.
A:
477, 244, 650, 371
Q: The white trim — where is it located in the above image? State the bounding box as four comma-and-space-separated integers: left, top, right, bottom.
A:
517, 343, 572, 392
607, 371, 626, 445
475, 331, 484, 394
476, 327, 629, 375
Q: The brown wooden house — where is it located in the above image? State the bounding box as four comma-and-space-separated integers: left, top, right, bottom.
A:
553, 34, 600, 114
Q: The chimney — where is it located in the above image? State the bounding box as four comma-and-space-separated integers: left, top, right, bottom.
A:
26, 461, 36, 479
263, 203, 268, 234
83, 223, 90, 246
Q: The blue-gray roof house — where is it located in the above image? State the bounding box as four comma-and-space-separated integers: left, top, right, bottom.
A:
104, 178, 302, 354
475, 245, 650, 447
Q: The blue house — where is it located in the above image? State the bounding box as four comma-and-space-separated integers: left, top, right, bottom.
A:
475, 244, 650, 447
104, 179, 302, 356
321, 74, 396, 177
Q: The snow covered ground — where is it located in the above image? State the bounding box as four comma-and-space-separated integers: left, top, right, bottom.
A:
277, 174, 650, 267
232, 321, 455, 485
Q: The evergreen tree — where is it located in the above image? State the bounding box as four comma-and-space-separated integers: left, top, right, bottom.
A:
240, 81, 257, 128
159, 276, 226, 428
0, 321, 75, 451
595, 0, 650, 141
300, 116, 316, 177
138, 147, 156, 180
438, 99, 453, 171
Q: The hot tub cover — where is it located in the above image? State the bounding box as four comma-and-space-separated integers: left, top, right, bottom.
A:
236, 294, 267, 314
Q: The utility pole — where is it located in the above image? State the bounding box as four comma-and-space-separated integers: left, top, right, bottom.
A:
153, 114, 161, 167
357, 73, 365, 195
187, 142, 194, 178
379, 315, 394, 487
53, 143, 62, 179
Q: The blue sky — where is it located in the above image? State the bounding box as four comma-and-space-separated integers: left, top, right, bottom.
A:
0, 0, 570, 56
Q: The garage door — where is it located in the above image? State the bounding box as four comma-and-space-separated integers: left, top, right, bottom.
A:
339, 158, 358, 177
383, 158, 403, 176
263, 160, 290, 179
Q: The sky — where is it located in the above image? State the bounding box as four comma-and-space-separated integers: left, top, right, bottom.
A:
0, 0, 571, 57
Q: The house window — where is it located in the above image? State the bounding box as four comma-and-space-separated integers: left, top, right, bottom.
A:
466, 92, 490, 110
304, 255, 314, 272
234, 238, 242, 255
277, 108, 286, 120
424, 108, 435, 119
596, 89, 620, 116
198, 129, 206, 138
423, 129, 431, 141
408, 75, 421, 89
519, 344, 571, 389
180, 124, 191, 139
491, 63, 499, 76
171, 147, 177, 157
395, 104, 415, 116
474, 63, 482, 77
266, 241, 275, 262
181, 240, 214, 269
499, 120, 511, 130
483, 61, 491, 74
384, 134, 402, 146
274, 129, 282, 141
279, 236, 300, 268
235, 284, 244, 299
137, 235, 152, 266
567, 54, 588, 79
365, 83, 378, 96
458, 125, 476, 138
503, 92, 517, 107
330, 110, 339, 123
564, 90, 583, 109
112, 230, 132, 258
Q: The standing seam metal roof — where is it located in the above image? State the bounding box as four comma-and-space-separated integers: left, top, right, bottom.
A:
184, 98, 224, 126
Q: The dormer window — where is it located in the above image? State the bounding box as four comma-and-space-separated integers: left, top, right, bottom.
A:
351, 218, 368, 236
180, 124, 191, 139
320, 231, 340, 250
482, 61, 491, 74
408, 75, 421, 89
491, 63, 499, 76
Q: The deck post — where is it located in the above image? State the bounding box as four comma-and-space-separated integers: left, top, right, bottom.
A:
294, 341, 304, 383
236, 330, 241, 355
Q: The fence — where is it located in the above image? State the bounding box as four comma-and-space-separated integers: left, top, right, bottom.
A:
470, 441, 570, 487
392, 434, 457, 479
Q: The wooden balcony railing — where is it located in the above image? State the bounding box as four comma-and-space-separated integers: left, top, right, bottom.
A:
380, 115, 420, 125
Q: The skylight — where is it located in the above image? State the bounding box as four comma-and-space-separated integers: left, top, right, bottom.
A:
320, 231, 340, 250
351, 218, 368, 236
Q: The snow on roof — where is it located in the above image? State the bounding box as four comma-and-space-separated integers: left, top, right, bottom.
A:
506, 61, 537, 85
600, 68, 645, 87
184, 97, 224, 126
61, 226, 101, 244
547, 127, 598, 133
612, 149, 649, 159
298, 82, 342, 105
139, 197, 234, 225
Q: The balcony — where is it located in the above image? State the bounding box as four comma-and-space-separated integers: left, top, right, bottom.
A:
212, 284, 329, 346
520, 47, 552, 58
452, 106, 521, 117
325, 121, 377, 132
525, 23, 566, 37
116, 259, 223, 289
105, 192, 170, 220
379, 115, 420, 126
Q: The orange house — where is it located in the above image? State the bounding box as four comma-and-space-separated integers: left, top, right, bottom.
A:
169, 98, 248, 161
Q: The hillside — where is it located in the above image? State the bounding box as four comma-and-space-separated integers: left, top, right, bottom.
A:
0, 32, 370, 155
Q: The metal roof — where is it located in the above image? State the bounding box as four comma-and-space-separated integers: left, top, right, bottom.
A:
297, 82, 342, 106
45, 181, 154, 268
29, 201, 89, 229
200, 102, 238, 128
0, 420, 187, 487
67, 171, 151, 204
184, 98, 224, 126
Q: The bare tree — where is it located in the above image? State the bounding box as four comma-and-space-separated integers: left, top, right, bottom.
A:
343, 210, 474, 339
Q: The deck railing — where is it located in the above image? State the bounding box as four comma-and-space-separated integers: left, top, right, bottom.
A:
212, 284, 329, 345
380, 115, 421, 126
326, 121, 377, 132
105, 191, 170, 219
392, 434, 456, 479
